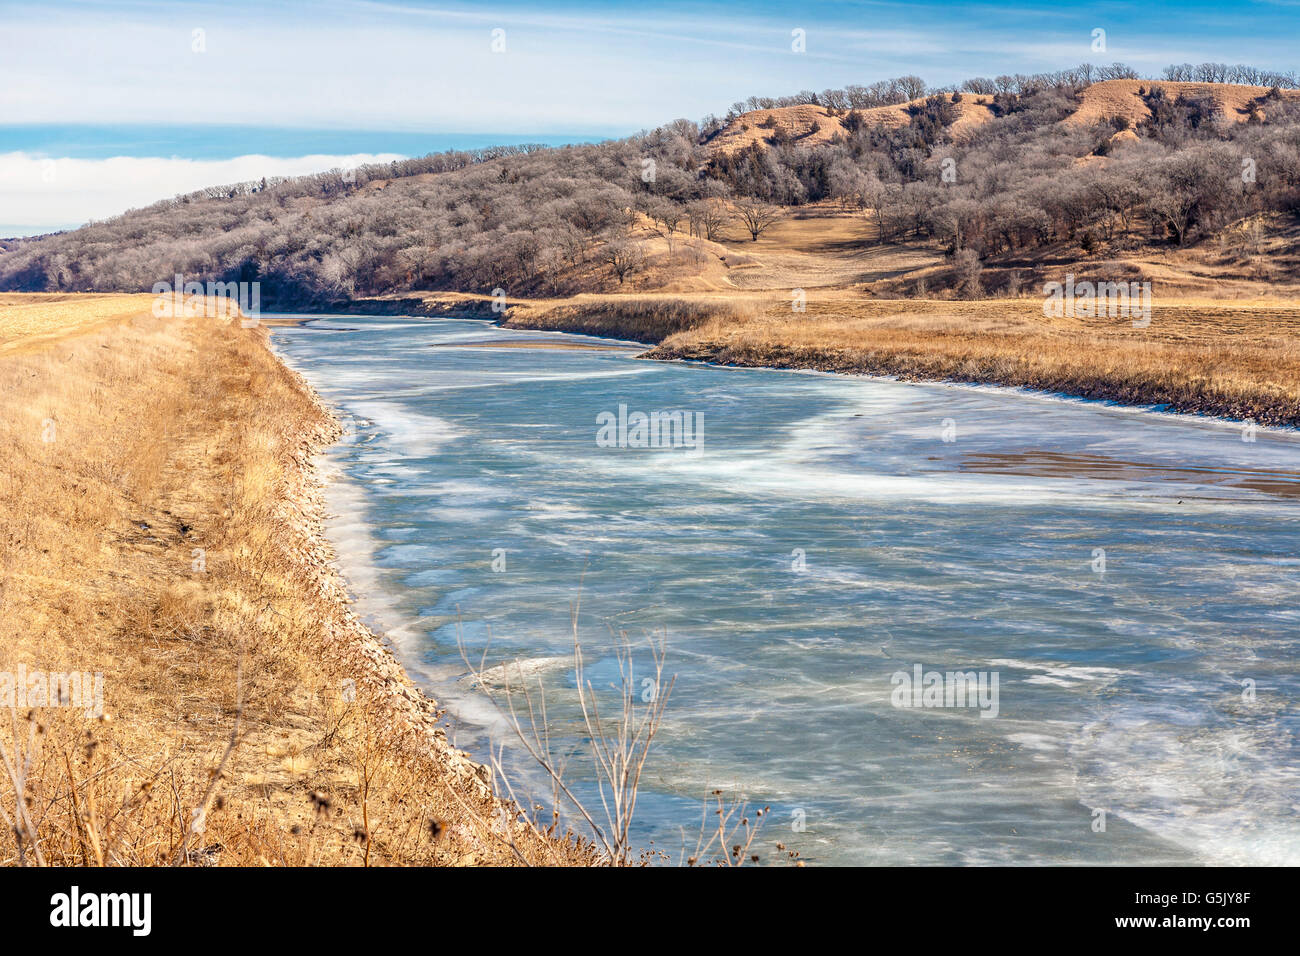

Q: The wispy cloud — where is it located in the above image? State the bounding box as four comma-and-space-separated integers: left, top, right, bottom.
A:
11, 0, 1296, 132
0, 152, 402, 236
6, 0, 1299, 235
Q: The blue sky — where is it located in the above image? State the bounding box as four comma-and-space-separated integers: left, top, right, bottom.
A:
2, 0, 1297, 234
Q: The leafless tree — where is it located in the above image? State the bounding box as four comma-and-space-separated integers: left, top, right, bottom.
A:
643, 199, 686, 255
600, 238, 645, 285
734, 198, 782, 241
952, 247, 983, 297
459, 607, 674, 866
688, 198, 733, 241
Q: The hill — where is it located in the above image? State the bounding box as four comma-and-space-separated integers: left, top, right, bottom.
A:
3, 65, 1299, 309
707, 93, 997, 155
1067, 78, 1300, 128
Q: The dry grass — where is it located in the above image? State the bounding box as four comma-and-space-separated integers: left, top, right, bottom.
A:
1067, 79, 1300, 128
708, 93, 995, 156
503, 295, 760, 342
0, 294, 593, 866
0, 293, 159, 356
646, 294, 1300, 425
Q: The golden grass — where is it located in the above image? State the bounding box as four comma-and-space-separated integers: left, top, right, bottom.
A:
0, 294, 592, 866
1067, 79, 1300, 128
0, 293, 159, 356
409, 285, 1300, 424
708, 93, 995, 156
504, 295, 760, 342
646, 294, 1300, 424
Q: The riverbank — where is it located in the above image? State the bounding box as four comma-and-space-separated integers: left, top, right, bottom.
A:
334, 290, 1300, 426
0, 293, 590, 866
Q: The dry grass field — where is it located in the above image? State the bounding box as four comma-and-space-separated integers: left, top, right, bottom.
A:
0, 293, 160, 355
0, 293, 591, 866
1065, 78, 1300, 128
647, 294, 1300, 425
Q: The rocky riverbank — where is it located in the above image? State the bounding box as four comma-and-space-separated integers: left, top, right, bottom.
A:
0, 294, 591, 867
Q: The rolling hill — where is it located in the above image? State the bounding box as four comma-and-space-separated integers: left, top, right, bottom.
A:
2, 67, 1298, 309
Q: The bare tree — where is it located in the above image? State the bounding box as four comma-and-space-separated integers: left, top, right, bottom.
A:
688, 198, 733, 241
460, 608, 674, 866
734, 199, 782, 241
643, 198, 686, 255
898, 75, 928, 100
1088, 172, 1143, 239
951, 247, 983, 297
1141, 148, 1233, 246
600, 238, 645, 285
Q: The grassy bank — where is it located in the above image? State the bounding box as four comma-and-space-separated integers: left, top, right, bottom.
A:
341, 290, 759, 343
643, 295, 1300, 426
354, 288, 1300, 426
0, 294, 590, 866
416, 291, 1296, 427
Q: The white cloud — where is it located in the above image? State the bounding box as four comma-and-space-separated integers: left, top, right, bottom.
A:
0, 152, 403, 236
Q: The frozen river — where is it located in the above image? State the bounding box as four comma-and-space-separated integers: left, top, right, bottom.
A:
272, 313, 1300, 865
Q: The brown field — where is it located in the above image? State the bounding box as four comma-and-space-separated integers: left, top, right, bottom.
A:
620, 202, 1300, 301
0, 293, 161, 356
0, 294, 590, 866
